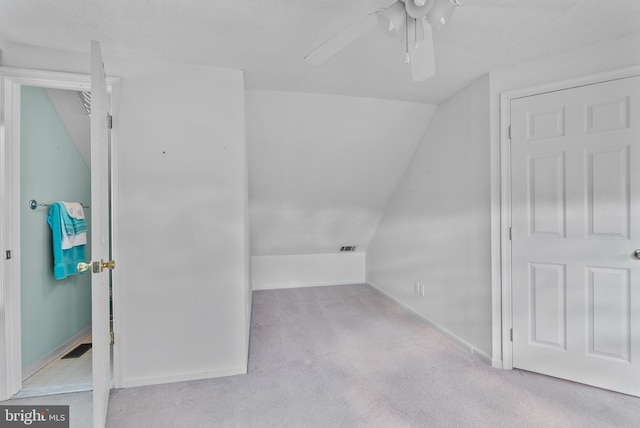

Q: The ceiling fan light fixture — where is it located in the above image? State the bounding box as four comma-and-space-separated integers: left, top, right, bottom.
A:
405, 0, 435, 19
427, 0, 457, 28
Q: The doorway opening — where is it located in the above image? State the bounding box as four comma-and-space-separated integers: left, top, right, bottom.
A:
0, 67, 118, 402
15, 85, 97, 398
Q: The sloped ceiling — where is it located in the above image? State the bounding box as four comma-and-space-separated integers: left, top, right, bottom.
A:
247, 91, 436, 256
44, 88, 91, 169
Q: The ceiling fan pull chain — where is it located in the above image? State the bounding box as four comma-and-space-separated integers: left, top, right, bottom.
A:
405, 13, 411, 64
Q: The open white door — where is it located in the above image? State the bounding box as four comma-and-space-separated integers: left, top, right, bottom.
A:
90, 40, 113, 428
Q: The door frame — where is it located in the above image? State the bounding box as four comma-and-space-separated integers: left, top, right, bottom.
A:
0, 67, 121, 400
497, 64, 640, 370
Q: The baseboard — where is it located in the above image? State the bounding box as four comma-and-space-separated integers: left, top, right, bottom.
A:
22, 325, 92, 381
121, 365, 248, 389
253, 280, 363, 291
366, 281, 493, 365
12, 382, 92, 399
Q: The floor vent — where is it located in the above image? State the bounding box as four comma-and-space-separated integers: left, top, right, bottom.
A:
340, 246, 357, 252
62, 343, 92, 359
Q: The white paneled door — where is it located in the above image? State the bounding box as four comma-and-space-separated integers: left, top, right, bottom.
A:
510, 76, 640, 396
90, 40, 112, 428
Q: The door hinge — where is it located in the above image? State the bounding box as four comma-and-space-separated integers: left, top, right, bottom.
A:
508, 125, 512, 139
107, 114, 113, 129
110, 330, 115, 345
510, 328, 513, 342
4, 250, 11, 260
509, 227, 512, 241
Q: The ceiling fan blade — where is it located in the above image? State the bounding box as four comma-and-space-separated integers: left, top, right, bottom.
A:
304, 13, 379, 65
461, 0, 578, 13
408, 19, 436, 81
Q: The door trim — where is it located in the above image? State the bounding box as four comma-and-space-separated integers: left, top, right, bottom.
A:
0, 67, 121, 400
497, 64, 640, 370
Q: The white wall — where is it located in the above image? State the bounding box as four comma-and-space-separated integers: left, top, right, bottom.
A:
246, 90, 435, 290
247, 90, 436, 257
112, 58, 249, 387
367, 74, 492, 360
252, 253, 365, 290
0, 41, 251, 387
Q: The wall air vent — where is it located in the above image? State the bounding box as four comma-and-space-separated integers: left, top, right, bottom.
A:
340, 246, 357, 252
77, 90, 92, 116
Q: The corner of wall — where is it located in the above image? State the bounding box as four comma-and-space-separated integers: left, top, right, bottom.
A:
241, 72, 252, 367
365, 75, 493, 359
366, 280, 492, 365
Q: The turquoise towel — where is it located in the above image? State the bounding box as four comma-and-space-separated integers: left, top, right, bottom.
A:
47, 202, 87, 280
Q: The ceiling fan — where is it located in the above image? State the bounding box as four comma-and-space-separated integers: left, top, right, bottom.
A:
304, 0, 578, 81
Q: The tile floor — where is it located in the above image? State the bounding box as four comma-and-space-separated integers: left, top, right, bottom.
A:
15, 334, 93, 398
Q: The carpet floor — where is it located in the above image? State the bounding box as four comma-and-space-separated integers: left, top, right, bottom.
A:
6, 284, 638, 427
105, 284, 639, 427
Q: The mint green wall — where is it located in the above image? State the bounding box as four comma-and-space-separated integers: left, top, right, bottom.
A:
20, 86, 92, 370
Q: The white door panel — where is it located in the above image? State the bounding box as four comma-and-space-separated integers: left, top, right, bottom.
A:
511, 76, 640, 397
90, 40, 111, 428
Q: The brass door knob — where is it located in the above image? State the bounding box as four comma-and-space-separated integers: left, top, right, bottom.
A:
77, 262, 92, 273
77, 259, 115, 273
100, 259, 115, 271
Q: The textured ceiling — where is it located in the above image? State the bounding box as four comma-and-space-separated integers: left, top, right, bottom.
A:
1, 0, 639, 104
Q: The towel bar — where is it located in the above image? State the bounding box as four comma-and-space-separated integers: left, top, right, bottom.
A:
29, 199, 90, 210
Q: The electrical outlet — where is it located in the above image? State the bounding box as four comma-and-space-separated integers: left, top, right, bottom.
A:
414, 282, 420, 294
419, 284, 425, 297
